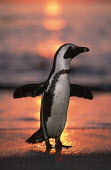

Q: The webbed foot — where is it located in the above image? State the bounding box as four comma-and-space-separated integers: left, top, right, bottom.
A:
55, 136, 72, 150
45, 139, 52, 150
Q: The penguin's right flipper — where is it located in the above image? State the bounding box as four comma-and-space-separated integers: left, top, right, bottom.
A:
13, 83, 47, 99
26, 128, 44, 144
70, 84, 93, 100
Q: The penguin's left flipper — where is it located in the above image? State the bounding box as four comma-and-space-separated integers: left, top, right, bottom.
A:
13, 83, 46, 99
70, 84, 93, 100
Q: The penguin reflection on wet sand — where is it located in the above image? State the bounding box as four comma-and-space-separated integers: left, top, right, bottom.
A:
13, 43, 93, 150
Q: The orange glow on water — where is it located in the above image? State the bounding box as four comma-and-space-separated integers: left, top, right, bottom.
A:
36, 1, 66, 58
34, 97, 41, 125
43, 18, 66, 31
36, 96, 41, 106
1, 92, 111, 129
2, 0, 108, 3
36, 40, 64, 58
45, 1, 61, 16
43, 1, 66, 31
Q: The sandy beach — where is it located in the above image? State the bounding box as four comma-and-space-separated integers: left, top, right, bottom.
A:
1, 151, 111, 170
0, 128, 111, 170
0, 91, 111, 170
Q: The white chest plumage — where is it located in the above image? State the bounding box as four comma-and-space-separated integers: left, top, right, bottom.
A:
46, 74, 70, 137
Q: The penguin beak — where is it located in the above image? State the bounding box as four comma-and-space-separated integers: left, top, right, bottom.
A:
72, 46, 89, 58
83, 47, 89, 52
76, 46, 89, 53
64, 45, 89, 59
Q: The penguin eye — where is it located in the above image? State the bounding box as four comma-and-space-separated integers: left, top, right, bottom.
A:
64, 46, 74, 59
71, 46, 76, 50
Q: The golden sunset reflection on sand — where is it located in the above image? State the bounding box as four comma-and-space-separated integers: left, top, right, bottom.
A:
1, 128, 111, 156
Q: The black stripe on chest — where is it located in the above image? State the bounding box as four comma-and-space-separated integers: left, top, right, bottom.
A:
42, 69, 69, 122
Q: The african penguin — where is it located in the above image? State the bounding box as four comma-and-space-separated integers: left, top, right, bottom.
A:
13, 43, 93, 149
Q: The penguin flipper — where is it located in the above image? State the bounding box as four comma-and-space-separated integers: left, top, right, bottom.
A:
13, 83, 46, 99
70, 84, 93, 100
26, 128, 44, 144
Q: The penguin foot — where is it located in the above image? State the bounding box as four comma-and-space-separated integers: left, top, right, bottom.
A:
55, 144, 62, 150
61, 145, 72, 148
55, 137, 62, 149
55, 144, 72, 150
46, 143, 52, 149
45, 139, 52, 150
55, 136, 72, 150
45, 144, 52, 153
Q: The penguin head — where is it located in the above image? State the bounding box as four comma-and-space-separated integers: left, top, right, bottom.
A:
53, 43, 89, 72
56, 43, 89, 60
64, 44, 89, 59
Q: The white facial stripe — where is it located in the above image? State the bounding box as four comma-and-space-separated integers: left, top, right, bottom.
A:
54, 44, 73, 72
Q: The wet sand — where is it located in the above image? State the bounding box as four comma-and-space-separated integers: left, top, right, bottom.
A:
1, 152, 111, 170
0, 129, 111, 170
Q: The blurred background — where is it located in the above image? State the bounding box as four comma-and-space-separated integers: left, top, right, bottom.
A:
0, 0, 111, 90
0, 0, 111, 136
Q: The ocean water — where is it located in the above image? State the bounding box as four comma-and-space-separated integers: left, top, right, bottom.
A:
0, 91, 111, 129
0, 2, 111, 89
